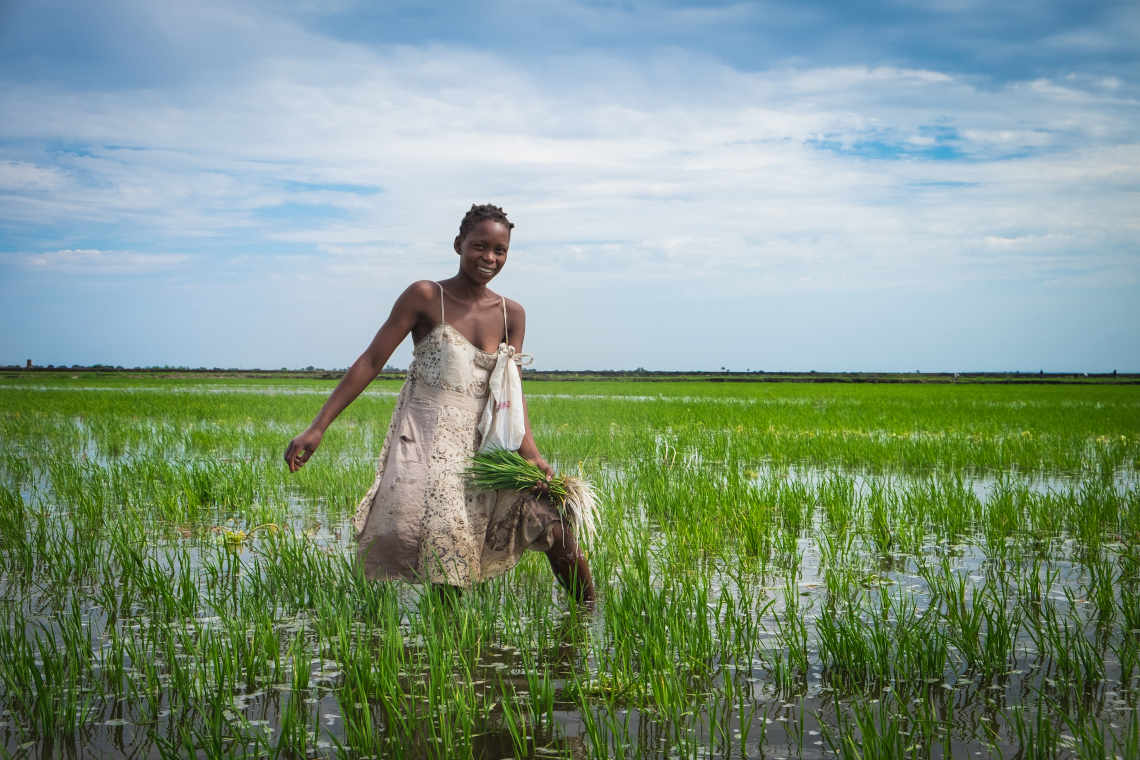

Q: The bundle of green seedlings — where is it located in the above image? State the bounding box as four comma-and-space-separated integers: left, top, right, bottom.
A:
465, 448, 599, 542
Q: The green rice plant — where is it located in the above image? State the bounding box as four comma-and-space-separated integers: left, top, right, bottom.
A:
772, 525, 801, 573
1024, 592, 1105, 690
1113, 630, 1139, 688
824, 688, 941, 759
496, 679, 533, 759
882, 476, 928, 556
920, 555, 1012, 675
866, 482, 894, 556
272, 689, 312, 759
0, 483, 26, 548
1023, 490, 1066, 544
589, 537, 716, 723
816, 596, 874, 692
121, 632, 164, 724
1083, 547, 1118, 630
703, 673, 730, 758
1008, 699, 1061, 760
270, 634, 315, 758
737, 482, 776, 566
816, 526, 856, 572
764, 579, 809, 696
1014, 552, 1060, 611
519, 650, 556, 731
1062, 703, 1114, 760
982, 479, 1025, 558
821, 562, 863, 619
1070, 480, 1123, 549
734, 674, 762, 753
573, 691, 608, 760
713, 569, 772, 663
1114, 709, 1140, 760
1122, 485, 1140, 543
335, 623, 400, 757
818, 584, 946, 694
977, 584, 1022, 677
819, 473, 858, 536
775, 479, 812, 536
1114, 560, 1140, 685
0, 485, 35, 584
0, 595, 101, 738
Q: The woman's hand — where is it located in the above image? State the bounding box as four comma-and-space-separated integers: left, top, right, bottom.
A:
285, 427, 323, 473
525, 453, 554, 495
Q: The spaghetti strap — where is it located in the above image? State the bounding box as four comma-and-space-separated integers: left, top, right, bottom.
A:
436, 282, 445, 324
501, 297, 508, 345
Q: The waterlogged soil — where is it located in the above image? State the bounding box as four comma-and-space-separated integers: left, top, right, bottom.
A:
4, 496, 1136, 758
1, 378, 1138, 758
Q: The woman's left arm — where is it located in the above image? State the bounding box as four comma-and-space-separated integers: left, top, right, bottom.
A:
509, 300, 554, 482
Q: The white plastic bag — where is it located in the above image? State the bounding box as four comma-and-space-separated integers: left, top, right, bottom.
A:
477, 347, 527, 452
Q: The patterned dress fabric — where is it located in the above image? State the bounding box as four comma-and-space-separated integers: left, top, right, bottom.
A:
353, 320, 560, 587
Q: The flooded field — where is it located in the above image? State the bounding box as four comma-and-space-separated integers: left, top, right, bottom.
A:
1, 375, 1138, 758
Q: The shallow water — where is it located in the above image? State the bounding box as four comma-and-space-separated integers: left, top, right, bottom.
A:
3, 378, 1138, 758
6, 500, 1131, 758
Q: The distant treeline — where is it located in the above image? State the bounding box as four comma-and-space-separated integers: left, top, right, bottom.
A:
5, 365, 1137, 384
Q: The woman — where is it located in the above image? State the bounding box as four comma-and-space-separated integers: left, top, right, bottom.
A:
284, 204, 595, 602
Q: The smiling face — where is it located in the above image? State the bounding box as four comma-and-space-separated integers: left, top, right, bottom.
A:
454, 219, 511, 283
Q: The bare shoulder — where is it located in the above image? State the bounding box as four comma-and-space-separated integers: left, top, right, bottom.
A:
503, 297, 526, 327
386, 280, 441, 332
398, 280, 441, 313
503, 297, 527, 348
405, 279, 439, 302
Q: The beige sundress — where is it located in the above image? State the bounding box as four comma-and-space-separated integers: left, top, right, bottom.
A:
352, 284, 561, 587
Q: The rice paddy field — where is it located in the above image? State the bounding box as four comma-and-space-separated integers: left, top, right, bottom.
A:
1, 374, 1139, 759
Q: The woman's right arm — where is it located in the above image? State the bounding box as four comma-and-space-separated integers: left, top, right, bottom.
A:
284, 282, 433, 472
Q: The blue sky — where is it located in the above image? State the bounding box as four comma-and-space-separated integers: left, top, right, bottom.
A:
1, 0, 1137, 371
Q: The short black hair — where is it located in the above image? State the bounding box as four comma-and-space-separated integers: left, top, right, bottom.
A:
458, 203, 514, 241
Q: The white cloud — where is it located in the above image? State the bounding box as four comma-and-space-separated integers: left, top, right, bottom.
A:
3, 53, 1135, 283
1, 1, 1138, 368
0, 161, 68, 191
24, 249, 190, 274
